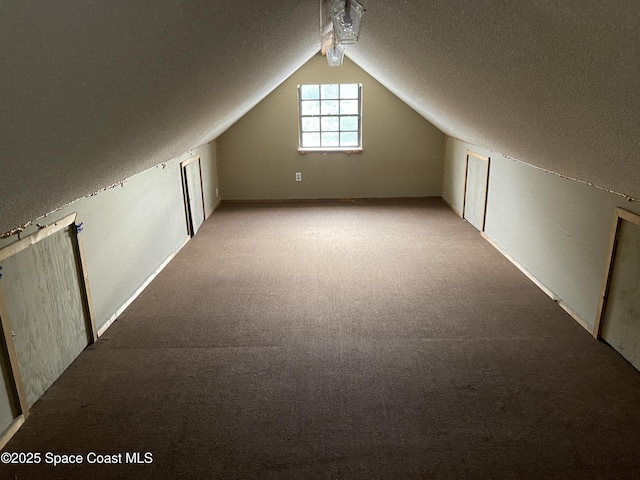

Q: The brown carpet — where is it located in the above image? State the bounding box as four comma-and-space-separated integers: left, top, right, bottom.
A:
3, 198, 640, 479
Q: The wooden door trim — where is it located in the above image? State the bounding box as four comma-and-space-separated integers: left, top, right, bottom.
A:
180, 155, 205, 237
462, 150, 491, 232
0, 213, 77, 262
0, 285, 29, 419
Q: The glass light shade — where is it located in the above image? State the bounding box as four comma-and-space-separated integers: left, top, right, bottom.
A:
326, 42, 345, 67
331, 0, 363, 45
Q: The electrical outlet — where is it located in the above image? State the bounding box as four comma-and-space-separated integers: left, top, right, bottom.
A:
215, 187, 219, 197
295, 172, 302, 182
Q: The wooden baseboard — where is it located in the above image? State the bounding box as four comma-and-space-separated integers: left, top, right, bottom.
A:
480, 233, 592, 333
442, 197, 463, 218
205, 198, 222, 220
96, 236, 190, 337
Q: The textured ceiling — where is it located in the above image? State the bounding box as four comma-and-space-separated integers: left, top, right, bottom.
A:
347, 0, 640, 198
0, 0, 319, 232
1, 1, 639, 232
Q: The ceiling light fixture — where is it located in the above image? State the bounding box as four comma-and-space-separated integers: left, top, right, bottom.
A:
331, 0, 363, 45
325, 39, 345, 67
321, 0, 364, 67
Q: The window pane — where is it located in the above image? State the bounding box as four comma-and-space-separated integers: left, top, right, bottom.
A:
321, 100, 339, 115
321, 84, 339, 99
299, 83, 362, 150
302, 132, 320, 147
340, 132, 359, 146
301, 101, 319, 115
340, 116, 358, 131
301, 117, 319, 132
321, 116, 339, 131
340, 83, 359, 99
321, 132, 339, 146
300, 85, 319, 100
340, 100, 359, 115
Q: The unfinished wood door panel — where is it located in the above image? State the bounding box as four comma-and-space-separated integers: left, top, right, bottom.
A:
181, 156, 205, 237
598, 211, 640, 370
0, 281, 28, 448
0, 344, 17, 436
1, 226, 91, 407
463, 151, 490, 232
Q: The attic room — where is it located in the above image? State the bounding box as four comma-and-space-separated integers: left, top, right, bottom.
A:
1, 1, 640, 478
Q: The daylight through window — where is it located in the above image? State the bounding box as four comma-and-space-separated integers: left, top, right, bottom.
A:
298, 83, 362, 150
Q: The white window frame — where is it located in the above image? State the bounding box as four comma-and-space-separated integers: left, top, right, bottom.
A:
297, 83, 363, 153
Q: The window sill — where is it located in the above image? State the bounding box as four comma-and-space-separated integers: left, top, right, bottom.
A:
298, 148, 364, 155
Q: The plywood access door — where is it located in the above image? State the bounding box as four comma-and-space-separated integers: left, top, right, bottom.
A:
0, 321, 19, 443
463, 151, 490, 232
181, 156, 205, 237
595, 208, 640, 371
0, 214, 96, 408
0, 213, 96, 449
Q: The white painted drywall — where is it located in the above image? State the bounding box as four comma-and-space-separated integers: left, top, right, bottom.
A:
199, 141, 221, 218
0, 144, 219, 334
443, 136, 640, 329
0, 143, 219, 436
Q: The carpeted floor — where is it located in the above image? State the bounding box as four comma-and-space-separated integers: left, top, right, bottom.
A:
3, 198, 640, 479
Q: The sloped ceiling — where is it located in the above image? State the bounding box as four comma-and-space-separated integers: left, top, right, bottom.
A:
0, 0, 319, 232
1, 1, 639, 232
346, 1, 640, 199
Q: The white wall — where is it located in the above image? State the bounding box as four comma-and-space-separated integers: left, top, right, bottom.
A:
443, 136, 640, 330
0, 142, 219, 442
199, 141, 221, 218
0, 142, 219, 334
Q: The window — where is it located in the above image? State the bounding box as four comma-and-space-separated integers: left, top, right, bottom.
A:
298, 83, 362, 151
